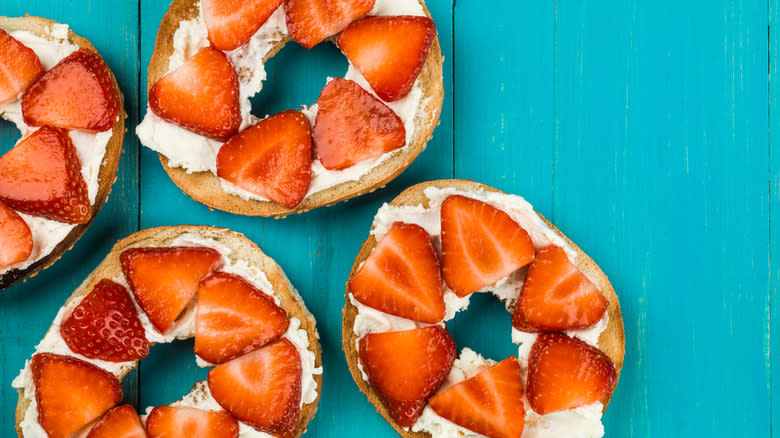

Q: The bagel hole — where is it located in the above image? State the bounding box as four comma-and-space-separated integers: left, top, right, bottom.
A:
137, 338, 210, 409
0, 117, 16, 156
250, 41, 348, 118
447, 292, 519, 362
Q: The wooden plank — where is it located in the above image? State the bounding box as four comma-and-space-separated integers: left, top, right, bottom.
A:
137, 0, 454, 435
0, 0, 141, 432
554, 0, 769, 435
771, 1, 780, 435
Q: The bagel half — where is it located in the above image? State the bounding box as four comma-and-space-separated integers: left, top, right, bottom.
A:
0, 16, 126, 291
15, 226, 322, 437
146, 0, 444, 218
342, 179, 625, 437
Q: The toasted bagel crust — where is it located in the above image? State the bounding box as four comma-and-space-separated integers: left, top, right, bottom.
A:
342, 179, 625, 437
0, 16, 126, 291
146, 0, 444, 217
15, 226, 322, 437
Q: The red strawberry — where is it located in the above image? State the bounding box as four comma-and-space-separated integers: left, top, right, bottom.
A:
146, 406, 238, 438
429, 358, 525, 438
195, 272, 290, 364
0, 126, 91, 224
526, 333, 617, 414
203, 0, 284, 51
31, 353, 122, 438
0, 199, 33, 269
513, 245, 608, 332
359, 326, 456, 427
285, 0, 374, 49
216, 110, 312, 208
22, 48, 120, 132
149, 47, 241, 141
440, 195, 535, 297
61, 279, 150, 362
312, 78, 405, 170
120, 247, 222, 333
0, 29, 43, 105
208, 338, 302, 437
338, 15, 436, 101
86, 404, 147, 438
348, 222, 444, 323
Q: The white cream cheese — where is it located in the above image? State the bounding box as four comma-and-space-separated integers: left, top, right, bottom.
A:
0, 25, 114, 275
136, 0, 431, 203
352, 187, 610, 438
13, 234, 321, 437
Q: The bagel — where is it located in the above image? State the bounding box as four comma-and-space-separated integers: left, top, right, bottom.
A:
0, 16, 125, 290
12, 226, 322, 437
343, 179, 625, 438
136, 0, 444, 217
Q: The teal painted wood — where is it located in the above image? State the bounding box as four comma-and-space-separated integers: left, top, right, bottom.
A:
553, 1, 769, 437
771, 1, 780, 435
0, 0, 141, 433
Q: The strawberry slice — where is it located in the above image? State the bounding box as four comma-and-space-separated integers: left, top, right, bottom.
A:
149, 47, 241, 141
0, 29, 43, 105
285, 0, 374, 49
146, 406, 238, 438
338, 15, 436, 101
31, 353, 122, 438
216, 110, 312, 208
359, 326, 456, 427
526, 333, 617, 414
208, 338, 302, 437
429, 358, 525, 438
0, 199, 33, 269
22, 48, 120, 132
513, 245, 608, 332
312, 78, 405, 170
440, 195, 535, 297
120, 247, 222, 333
61, 279, 150, 362
0, 126, 91, 224
203, 0, 284, 51
195, 272, 290, 364
85, 404, 147, 438
348, 221, 444, 323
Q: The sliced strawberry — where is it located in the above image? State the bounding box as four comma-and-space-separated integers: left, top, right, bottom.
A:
149, 47, 241, 141
120, 246, 222, 333
146, 406, 237, 438
429, 358, 525, 438
338, 15, 436, 101
0, 199, 33, 269
85, 404, 147, 438
285, 0, 374, 49
349, 222, 444, 323
312, 78, 405, 170
526, 333, 617, 414
512, 245, 608, 332
216, 110, 312, 208
61, 279, 150, 362
0, 29, 43, 105
359, 326, 456, 427
208, 338, 302, 437
31, 353, 122, 438
195, 272, 290, 364
0, 126, 91, 224
440, 195, 535, 297
203, 0, 284, 51
22, 48, 120, 132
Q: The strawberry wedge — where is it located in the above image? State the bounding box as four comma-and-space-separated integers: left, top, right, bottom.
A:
0, 29, 43, 105
286, 0, 374, 49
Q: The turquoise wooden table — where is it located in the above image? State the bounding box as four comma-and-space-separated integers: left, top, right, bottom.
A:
0, 0, 775, 436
